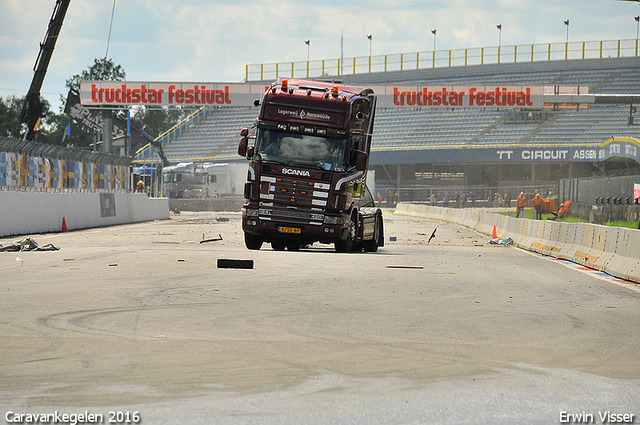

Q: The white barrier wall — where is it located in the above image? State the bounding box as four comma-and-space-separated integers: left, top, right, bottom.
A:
0, 191, 169, 237
394, 203, 640, 284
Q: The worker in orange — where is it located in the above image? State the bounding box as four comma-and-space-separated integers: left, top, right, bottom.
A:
551, 199, 572, 220
516, 192, 526, 218
136, 180, 145, 193
530, 193, 545, 220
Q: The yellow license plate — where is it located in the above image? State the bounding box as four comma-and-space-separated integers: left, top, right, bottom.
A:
278, 226, 301, 234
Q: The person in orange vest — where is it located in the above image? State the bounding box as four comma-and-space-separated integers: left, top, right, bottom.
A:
530, 193, 545, 219
550, 199, 572, 220
136, 180, 145, 193
516, 192, 526, 218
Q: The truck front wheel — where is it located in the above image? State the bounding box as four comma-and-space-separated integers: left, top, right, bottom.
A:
335, 214, 356, 253
244, 232, 263, 250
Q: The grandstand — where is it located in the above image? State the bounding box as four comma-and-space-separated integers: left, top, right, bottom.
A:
158, 107, 257, 161
136, 53, 640, 201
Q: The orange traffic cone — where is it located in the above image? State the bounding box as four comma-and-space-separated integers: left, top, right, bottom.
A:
61, 217, 68, 232
491, 224, 497, 238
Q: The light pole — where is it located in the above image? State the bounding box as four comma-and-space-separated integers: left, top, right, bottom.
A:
431, 29, 437, 68
635, 16, 640, 40
305, 39, 310, 62
564, 20, 570, 43
367, 34, 373, 73
497, 24, 502, 63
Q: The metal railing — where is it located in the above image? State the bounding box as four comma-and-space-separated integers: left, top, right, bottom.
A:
133, 106, 211, 164
246, 38, 640, 81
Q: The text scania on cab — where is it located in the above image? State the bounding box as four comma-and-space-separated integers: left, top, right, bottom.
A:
237, 78, 384, 252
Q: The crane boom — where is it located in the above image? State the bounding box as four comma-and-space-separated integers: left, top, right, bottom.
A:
20, 0, 71, 141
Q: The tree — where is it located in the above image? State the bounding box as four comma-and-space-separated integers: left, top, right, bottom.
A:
0, 96, 24, 138
65, 57, 126, 94
0, 95, 64, 144
64, 57, 188, 148
52, 57, 128, 148
130, 106, 190, 139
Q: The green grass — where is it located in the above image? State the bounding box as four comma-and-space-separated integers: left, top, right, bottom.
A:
499, 208, 554, 220
601, 220, 638, 229
497, 208, 638, 229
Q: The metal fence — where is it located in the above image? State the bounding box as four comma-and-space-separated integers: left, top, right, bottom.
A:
1, 137, 132, 193
246, 38, 640, 81
560, 174, 640, 206
376, 181, 557, 208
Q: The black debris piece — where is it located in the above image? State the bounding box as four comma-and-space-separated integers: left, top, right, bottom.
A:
0, 237, 60, 252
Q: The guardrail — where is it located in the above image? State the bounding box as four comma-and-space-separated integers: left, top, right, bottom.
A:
394, 203, 640, 284
246, 38, 640, 81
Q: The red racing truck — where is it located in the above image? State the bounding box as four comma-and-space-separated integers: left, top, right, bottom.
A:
237, 78, 384, 252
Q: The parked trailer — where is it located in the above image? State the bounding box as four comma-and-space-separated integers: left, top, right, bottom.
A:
162, 162, 236, 198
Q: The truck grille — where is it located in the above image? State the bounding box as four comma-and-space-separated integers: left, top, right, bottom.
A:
259, 176, 330, 225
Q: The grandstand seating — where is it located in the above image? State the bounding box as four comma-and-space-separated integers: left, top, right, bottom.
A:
161, 107, 257, 161
155, 57, 640, 163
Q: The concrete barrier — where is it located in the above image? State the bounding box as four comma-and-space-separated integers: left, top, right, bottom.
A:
605, 228, 640, 282
0, 191, 169, 237
558, 223, 584, 262
594, 226, 623, 272
394, 203, 640, 284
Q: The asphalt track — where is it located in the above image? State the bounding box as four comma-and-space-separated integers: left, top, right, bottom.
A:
1, 210, 640, 424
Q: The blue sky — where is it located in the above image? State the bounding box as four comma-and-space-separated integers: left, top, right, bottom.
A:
1, 0, 639, 110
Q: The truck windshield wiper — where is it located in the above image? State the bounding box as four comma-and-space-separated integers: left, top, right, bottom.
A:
259, 158, 288, 166
288, 160, 328, 170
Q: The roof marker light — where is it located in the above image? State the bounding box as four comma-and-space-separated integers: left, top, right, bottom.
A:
281, 79, 289, 92
331, 86, 339, 97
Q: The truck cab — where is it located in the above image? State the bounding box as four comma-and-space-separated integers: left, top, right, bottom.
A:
238, 78, 383, 252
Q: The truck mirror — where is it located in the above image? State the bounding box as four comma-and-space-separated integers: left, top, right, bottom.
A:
240, 128, 249, 137
238, 136, 248, 157
247, 146, 254, 159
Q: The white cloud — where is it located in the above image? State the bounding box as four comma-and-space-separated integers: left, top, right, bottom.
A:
2, 0, 639, 109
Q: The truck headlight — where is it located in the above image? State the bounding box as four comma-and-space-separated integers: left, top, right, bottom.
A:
243, 208, 259, 218
324, 215, 344, 225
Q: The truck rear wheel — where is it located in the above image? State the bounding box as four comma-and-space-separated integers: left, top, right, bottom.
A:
244, 233, 263, 250
363, 213, 383, 252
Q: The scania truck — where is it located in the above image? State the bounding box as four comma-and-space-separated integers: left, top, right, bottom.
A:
237, 78, 383, 252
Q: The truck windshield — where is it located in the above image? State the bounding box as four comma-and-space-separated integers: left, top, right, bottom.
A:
253, 128, 347, 171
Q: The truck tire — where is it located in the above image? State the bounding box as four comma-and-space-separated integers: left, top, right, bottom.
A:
271, 240, 286, 251
363, 214, 381, 252
376, 212, 385, 247
286, 242, 301, 251
335, 214, 356, 253
244, 233, 263, 250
